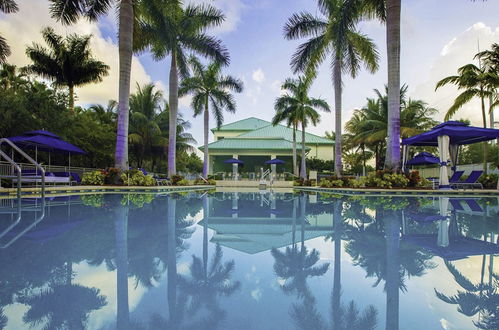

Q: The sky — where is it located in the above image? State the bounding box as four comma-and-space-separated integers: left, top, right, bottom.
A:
1, 0, 499, 148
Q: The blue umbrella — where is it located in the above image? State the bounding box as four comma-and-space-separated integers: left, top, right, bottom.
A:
406, 152, 440, 166
265, 158, 285, 165
8, 130, 86, 154
224, 158, 244, 166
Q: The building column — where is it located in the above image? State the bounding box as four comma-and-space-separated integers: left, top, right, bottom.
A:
232, 154, 239, 180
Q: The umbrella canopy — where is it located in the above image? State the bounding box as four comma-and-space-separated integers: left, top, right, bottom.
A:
265, 158, 285, 165
402, 121, 499, 146
224, 158, 244, 165
406, 152, 440, 166
7, 130, 86, 154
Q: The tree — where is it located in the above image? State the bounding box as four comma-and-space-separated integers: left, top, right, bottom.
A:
476, 43, 499, 129
179, 56, 243, 178
128, 83, 165, 168
436, 62, 498, 172
284, 0, 379, 177
0, 0, 18, 63
25, 27, 109, 113
49, 0, 136, 170
272, 77, 330, 179
136, 0, 229, 177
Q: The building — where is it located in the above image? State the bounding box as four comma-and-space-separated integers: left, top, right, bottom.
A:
199, 117, 334, 175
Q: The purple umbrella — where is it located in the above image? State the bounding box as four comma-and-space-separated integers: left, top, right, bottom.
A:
8, 130, 86, 154
224, 158, 244, 166
265, 158, 285, 165
406, 152, 440, 166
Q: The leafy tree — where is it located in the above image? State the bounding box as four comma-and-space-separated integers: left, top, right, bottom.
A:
180, 56, 243, 178
272, 77, 330, 179
136, 0, 229, 177
25, 27, 109, 113
0, 0, 18, 63
284, 0, 379, 177
49, 0, 136, 170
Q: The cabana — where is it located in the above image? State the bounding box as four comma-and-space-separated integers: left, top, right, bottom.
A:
6, 130, 86, 184
402, 121, 499, 189
224, 158, 243, 180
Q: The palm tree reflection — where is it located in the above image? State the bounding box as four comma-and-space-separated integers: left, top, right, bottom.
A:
435, 260, 499, 329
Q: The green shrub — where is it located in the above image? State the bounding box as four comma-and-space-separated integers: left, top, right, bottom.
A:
359, 170, 409, 188
193, 178, 216, 185
479, 173, 498, 189
294, 178, 304, 186
121, 171, 156, 186
171, 174, 185, 185
319, 178, 343, 188
121, 194, 155, 207
176, 179, 189, 186
81, 194, 104, 207
82, 171, 105, 185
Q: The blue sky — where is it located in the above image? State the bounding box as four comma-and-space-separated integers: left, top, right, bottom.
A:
1, 0, 499, 147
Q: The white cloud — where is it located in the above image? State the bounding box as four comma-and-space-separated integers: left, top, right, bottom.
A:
252, 68, 265, 83
413, 22, 499, 126
0, 0, 151, 107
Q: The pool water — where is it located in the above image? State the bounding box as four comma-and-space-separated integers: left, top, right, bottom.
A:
0, 191, 498, 330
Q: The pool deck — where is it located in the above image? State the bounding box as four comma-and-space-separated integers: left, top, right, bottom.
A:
0, 185, 214, 198
295, 186, 499, 197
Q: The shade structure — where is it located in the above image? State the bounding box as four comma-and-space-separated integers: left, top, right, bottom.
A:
402, 121, 499, 146
406, 152, 440, 166
265, 158, 285, 165
223, 158, 244, 166
7, 130, 86, 155
402, 121, 499, 189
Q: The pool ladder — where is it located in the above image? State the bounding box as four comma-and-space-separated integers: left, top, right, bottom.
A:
0, 138, 46, 199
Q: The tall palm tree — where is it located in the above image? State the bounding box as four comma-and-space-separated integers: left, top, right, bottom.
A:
49, 0, 135, 170
273, 77, 330, 179
179, 57, 243, 178
25, 27, 109, 113
136, 0, 229, 177
273, 83, 302, 177
284, 0, 379, 177
0, 0, 18, 64
475, 43, 499, 129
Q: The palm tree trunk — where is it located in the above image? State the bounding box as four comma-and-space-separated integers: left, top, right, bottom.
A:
114, 0, 134, 170
167, 196, 178, 325
293, 124, 298, 177
68, 85, 75, 113
332, 200, 342, 330
385, 212, 400, 330
168, 54, 179, 177
481, 92, 488, 174
385, 0, 401, 171
333, 59, 343, 177
203, 100, 209, 178
300, 122, 307, 179
115, 203, 129, 330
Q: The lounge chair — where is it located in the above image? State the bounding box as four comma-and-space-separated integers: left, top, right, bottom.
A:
449, 171, 465, 184
450, 170, 483, 190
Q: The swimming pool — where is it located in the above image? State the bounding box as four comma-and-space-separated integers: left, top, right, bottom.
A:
0, 191, 497, 329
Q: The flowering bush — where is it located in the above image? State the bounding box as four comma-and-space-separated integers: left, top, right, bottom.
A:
81, 171, 105, 185
171, 174, 185, 185
175, 179, 189, 186
103, 167, 123, 185
319, 178, 343, 188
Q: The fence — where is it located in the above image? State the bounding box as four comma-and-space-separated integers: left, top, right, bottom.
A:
0, 160, 99, 179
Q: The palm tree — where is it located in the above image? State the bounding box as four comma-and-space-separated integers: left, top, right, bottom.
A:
0, 0, 18, 63
272, 84, 302, 177
436, 63, 498, 172
179, 57, 243, 178
87, 100, 118, 125
25, 27, 109, 113
49, 0, 135, 170
475, 43, 499, 130
128, 83, 164, 168
136, 0, 229, 177
284, 0, 379, 177
273, 77, 330, 179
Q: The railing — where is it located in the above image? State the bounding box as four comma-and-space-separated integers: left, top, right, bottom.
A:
0, 138, 46, 198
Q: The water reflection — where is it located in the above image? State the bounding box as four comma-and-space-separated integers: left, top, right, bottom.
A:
0, 192, 497, 329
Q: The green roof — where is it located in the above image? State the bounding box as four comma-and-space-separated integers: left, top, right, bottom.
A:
211, 117, 270, 132
238, 124, 334, 145
200, 137, 310, 151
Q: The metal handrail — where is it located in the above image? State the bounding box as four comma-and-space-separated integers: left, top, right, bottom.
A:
0, 150, 22, 198
0, 138, 45, 198
0, 199, 46, 249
